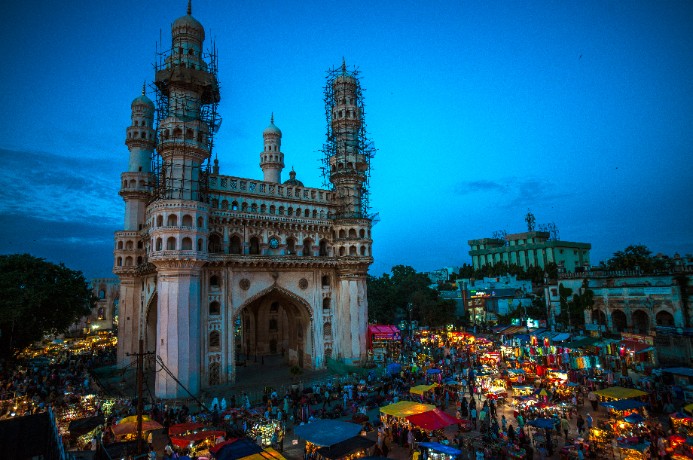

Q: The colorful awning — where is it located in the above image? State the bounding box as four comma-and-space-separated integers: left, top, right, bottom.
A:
593, 386, 648, 400
380, 401, 435, 418
406, 409, 462, 431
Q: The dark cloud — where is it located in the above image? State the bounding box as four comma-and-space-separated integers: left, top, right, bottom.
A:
455, 177, 570, 210
0, 147, 121, 278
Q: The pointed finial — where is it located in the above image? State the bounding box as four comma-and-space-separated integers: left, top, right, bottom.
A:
271, 112, 274, 124
341, 57, 346, 74
187, 0, 192, 15
142, 81, 146, 96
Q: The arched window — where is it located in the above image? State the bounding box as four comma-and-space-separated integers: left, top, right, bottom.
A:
287, 238, 296, 255
313, 210, 318, 218
197, 238, 203, 251
210, 275, 219, 287
209, 301, 221, 315
157, 215, 163, 227
295, 208, 301, 217
156, 238, 163, 251
251, 203, 258, 213
197, 217, 204, 227
208, 233, 222, 253
303, 239, 312, 256
209, 331, 220, 349
166, 237, 176, 250
137, 241, 143, 249
167, 214, 177, 226
359, 229, 365, 238
117, 257, 123, 266
221, 200, 229, 210
260, 204, 267, 213
185, 128, 193, 139
360, 245, 366, 256
322, 298, 331, 310
324, 322, 332, 338
339, 247, 345, 256
278, 206, 284, 215
173, 127, 182, 138
229, 235, 242, 254
270, 302, 279, 312
98, 289, 106, 299
321, 275, 330, 287
209, 362, 220, 386
182, 214, 193, 227
249, 237, 260, 255
339, 229, 346, 238
287, 207, 293, 216
269, 205, 276, 215
319, 240, 328, 257
304, 209, 310, 218
125, 240, 133, 250
182, 237, 192, 250
348, 228, 356, 238
241, 202, 248, 212
232, 201, 239, 211
349, 246, 357, 256
117, 241, 124, 250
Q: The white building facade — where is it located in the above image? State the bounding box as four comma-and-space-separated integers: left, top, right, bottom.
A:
113, 6, 374, 398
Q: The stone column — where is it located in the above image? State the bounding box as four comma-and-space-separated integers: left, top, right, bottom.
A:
154, 262, 203, 398
117, 275, 141, 367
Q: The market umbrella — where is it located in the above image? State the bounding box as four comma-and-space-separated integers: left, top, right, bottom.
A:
426, 368, 441, 375
684, 403, 693, 414
537, 389, 549, 397
418, 442, 463, 456
624, 413, 645, 424
527, 418, 556, 430
386, 363, 402, 375
406, 408, 462, 431
110, 419, 163, 438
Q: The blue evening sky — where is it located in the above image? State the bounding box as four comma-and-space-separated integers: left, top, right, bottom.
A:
1, 1, 692, 279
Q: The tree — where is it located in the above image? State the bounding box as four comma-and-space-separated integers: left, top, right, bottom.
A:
0, 254, 95, 359
568, 281, 594, 329
605, 245, 667, 273
367, 265, 450, 326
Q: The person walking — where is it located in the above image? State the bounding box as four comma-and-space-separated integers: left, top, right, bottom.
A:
576, 414, 585, 436
560, 415, 570, 439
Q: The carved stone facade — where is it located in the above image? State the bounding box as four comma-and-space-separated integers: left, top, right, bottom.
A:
114, 6, 373, 398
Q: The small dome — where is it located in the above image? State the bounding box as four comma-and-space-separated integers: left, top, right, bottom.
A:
283, 169, 303, 187
132, 94, 154, 108
172, 2, 204, 40
263, 114, 282, 136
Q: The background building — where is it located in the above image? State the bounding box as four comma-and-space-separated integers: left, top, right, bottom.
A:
114, 5, 375, 398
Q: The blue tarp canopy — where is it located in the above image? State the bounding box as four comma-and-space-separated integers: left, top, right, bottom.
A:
418, 442, 463, 456
214, 438, 262, 460
527, 418, 557, 430
600, 399, 648, 411
294, 420, 362, 447
624, 413, 645, 424
514, 334, 530, 343
427, 368, 442, 375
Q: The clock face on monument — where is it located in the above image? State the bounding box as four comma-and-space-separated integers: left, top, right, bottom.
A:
269, 237, 279, 249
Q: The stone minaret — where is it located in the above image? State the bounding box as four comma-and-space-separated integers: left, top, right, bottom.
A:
114, 85, 156, 367
260, 114, 284, 183
148, 1, 219, 398
327, 61, 372, 364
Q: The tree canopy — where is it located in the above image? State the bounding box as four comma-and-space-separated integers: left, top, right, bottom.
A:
0, 254, 95, 359
367, 265, 457, 327
457, 261, 558, 284
603, 244, 667, 273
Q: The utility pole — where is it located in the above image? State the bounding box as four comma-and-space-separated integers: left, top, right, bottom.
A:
127, 338, 154, 457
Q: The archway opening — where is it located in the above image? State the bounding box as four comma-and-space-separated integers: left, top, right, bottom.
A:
632, 309, 650, 334
234, 289, 312, 370
656, 310, 675, 327
591, 309, 607, 326
611, 310, 627, 333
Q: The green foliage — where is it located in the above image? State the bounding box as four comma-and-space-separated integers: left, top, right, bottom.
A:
0, 254, 95, 359
604, 244, 667, 273
455, 261, 557, 285
367, 265, 455, 327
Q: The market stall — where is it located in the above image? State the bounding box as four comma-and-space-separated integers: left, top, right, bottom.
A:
406, 408, 462, 431
417, 442, 462, 460
379, 401, 435, 419
109, 416, 163, 442
313, 436, 375, 460
247, 418, 285, 447
211, 438, 263, 460
367, 325, 401, 363
294, 419, 363, 447
409, 384, 438, 401
592, 387, 648, 402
